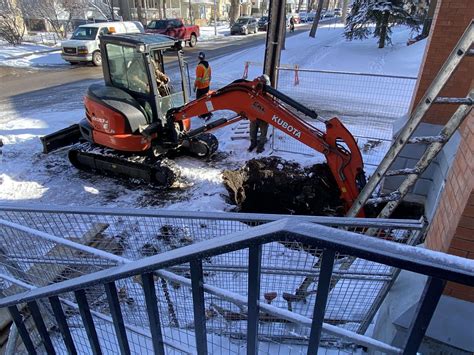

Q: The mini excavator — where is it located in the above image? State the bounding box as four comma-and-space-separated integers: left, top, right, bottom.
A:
42, 33, 366, 212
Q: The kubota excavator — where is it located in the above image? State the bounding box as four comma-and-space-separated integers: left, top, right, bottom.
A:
42, 33, 366, 212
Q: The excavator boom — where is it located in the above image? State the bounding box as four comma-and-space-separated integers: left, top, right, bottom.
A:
169, 76, 366, 213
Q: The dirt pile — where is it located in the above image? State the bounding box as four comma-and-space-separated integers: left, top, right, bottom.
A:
222, 157, 344, 216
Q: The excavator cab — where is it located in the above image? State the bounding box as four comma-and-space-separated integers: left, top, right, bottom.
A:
99, 33, 190, 127
75, 33, 192, 153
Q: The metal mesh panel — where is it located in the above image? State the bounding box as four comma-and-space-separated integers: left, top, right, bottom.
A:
262, 65, 417, 169
276, 68, 416, 119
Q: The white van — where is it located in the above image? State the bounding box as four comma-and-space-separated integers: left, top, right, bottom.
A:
61, 21, 144, 66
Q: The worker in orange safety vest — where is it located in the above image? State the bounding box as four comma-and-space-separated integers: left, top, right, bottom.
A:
194, 51, 213, 120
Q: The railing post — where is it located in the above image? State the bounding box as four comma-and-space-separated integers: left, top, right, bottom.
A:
49, 296, 77, 355
307, 248, 336, 354
247, 244, 262, 355
27, 301, 56, 354
403, 276, 446, 354
104, 282, 131, 355
74, 289, 102, 355
141, 273, 165, 355
190, 259, 208, 355
8, 305, 37, 355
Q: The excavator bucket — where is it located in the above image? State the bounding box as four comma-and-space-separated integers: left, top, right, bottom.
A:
40, 124, 82, 154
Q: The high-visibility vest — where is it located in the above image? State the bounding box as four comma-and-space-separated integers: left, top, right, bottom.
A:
195, 63, 211, 89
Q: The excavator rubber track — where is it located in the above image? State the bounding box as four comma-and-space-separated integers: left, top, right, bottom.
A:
68, 143, 180, 187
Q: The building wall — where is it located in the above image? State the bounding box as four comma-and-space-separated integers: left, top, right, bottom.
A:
384, 0, 473, 220
426, 116, 474, 302
412, 0, 474, 302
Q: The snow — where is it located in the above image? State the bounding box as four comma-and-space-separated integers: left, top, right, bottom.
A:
198, 25, 231, 41
0, 24, 427, 209
0, 42, 58, 60
0, 41, 63, 68
1, 51, 65, 67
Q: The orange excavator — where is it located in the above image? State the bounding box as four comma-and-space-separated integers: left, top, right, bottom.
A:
42, 33, 366, 212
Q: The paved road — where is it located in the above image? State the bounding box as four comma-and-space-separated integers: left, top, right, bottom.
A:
0, 23, 315, 99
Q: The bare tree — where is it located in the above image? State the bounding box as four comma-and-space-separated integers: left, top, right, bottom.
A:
22, 0, 88, 38
296, 0, 304, 13
136, 0, 144, 24
229, 0, 239, 25
309, 0, 324, 38
88, 0, 115, 20
341, 0, 349, 23
0, 0, 26, 45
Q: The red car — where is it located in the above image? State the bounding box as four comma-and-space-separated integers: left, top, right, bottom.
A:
146, 19, 200, 48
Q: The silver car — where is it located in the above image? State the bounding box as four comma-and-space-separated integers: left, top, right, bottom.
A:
231, 17, 258, 35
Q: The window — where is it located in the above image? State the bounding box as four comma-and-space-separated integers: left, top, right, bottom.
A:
99, 27, 109, 36
147, 20, 167, 29
71, 27, 98, 40
106, 44, 150, 95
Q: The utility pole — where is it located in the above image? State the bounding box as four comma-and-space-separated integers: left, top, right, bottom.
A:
263, 0, 286, 87
118, 0, 131, 21
309, 0, 324, 38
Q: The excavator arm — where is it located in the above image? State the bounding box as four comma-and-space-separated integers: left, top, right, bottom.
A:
169, 76, 366, 213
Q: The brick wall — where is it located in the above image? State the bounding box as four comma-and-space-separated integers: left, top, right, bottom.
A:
414, 0, 474, 302
409, 0, 473, 125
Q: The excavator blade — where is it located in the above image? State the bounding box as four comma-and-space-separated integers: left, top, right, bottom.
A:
68, 143, 180, 187
40, 124, 82, 154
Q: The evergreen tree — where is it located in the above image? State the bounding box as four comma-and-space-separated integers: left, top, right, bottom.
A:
345, 0, 419, 48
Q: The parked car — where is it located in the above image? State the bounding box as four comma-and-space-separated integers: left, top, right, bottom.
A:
321, 11, 335, 19
306, 12, 316, 22
334, 8, 342, 16
61, 21, 143, 66
231, 17, 258, 35
299, 12, 307, 22
258, 16, 269, 31
145, 18, 200, 48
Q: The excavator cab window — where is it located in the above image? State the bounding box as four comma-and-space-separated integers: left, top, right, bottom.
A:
105, 42, 155, 123
107, 43, 150, 95
149, 49, 186, 122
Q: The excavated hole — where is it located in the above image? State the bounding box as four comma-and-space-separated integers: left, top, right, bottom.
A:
222, 156, 424, 218
223, 157, 345, 216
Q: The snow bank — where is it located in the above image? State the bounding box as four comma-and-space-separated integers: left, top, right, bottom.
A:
0, 42, 57, 60
199, 25, 231, 41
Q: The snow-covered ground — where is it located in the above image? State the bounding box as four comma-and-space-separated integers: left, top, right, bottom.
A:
199, 25, 231, 41
0, 42, 59, 58
0, 25, 426, 210
0, 41, 63, 67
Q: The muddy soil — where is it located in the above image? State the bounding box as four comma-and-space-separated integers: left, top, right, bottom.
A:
222, 157, 344, 216
223, 157, 424, 218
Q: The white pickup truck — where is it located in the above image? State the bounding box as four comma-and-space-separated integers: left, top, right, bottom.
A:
61, 21, 144, 66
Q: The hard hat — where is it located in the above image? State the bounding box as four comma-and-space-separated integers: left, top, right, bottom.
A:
198, 52, 205, 60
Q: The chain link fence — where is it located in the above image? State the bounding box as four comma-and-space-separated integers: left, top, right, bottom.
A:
273, 67, 417, 173
0, 206, 423, 353
242, 63, 417, 173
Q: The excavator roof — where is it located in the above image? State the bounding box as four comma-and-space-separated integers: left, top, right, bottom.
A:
99, 33, 176, 52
